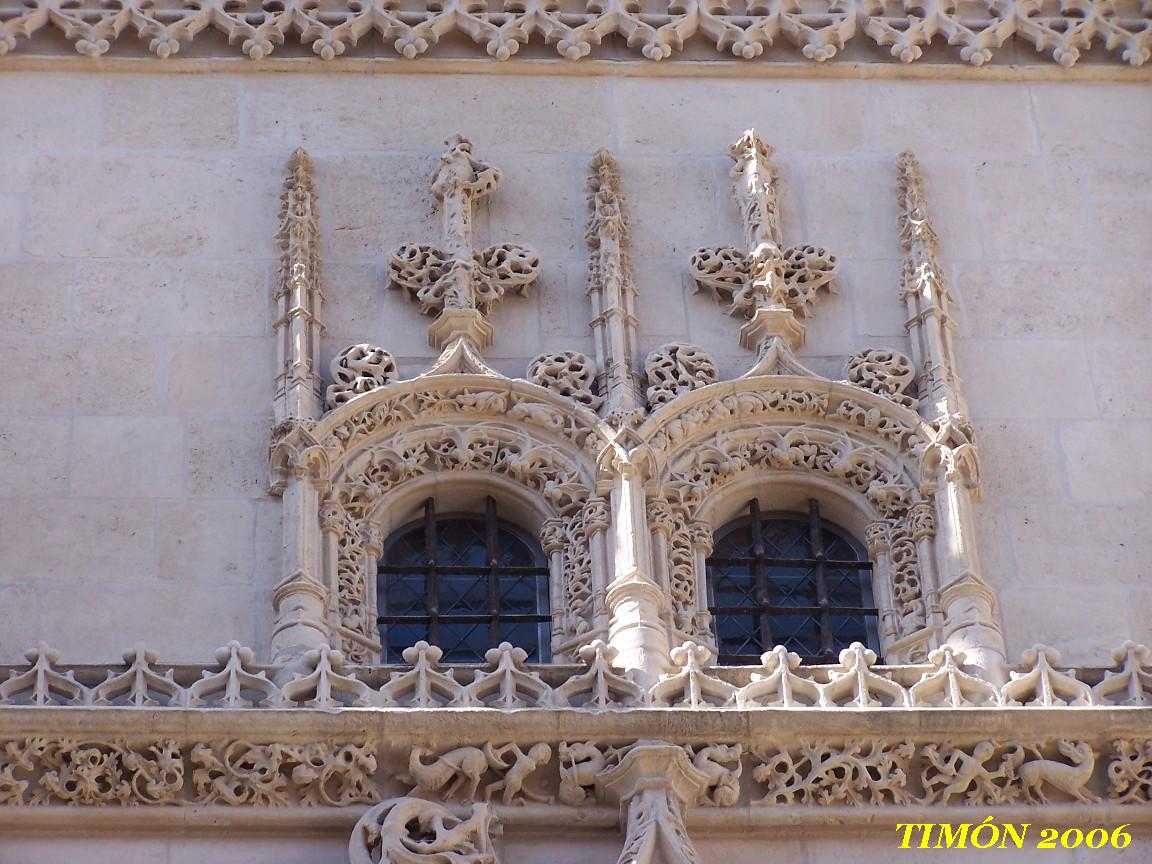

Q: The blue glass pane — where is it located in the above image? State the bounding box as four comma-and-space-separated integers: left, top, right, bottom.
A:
384, 572, 425, 615
440, 623, 489, 663
384, 621, 427, 661
770, 615, 820, 657
502, 623, 542, 658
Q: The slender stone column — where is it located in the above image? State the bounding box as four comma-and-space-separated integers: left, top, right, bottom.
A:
271, 465, 329, 668
605, 461, 670, 689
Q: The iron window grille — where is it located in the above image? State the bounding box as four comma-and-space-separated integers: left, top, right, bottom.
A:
706, 498, 880, 664
377, 497, 551, 664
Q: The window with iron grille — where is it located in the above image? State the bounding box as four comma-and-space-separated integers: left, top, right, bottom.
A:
377, 497, 551, 664
706, 499, 880, 664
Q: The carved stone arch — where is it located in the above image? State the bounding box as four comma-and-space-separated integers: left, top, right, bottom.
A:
637, 376, 941, 663
291, 375, 612, 664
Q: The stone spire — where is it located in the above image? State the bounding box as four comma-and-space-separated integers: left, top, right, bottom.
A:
897, 150, 967, 420
273, 148, 325, 423
897, 151, 1006, 681
586, 149, 644, 425
389, 134, 541, 354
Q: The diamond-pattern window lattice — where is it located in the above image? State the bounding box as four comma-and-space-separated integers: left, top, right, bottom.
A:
706, 503, 881, 664
377, 502, 551, 663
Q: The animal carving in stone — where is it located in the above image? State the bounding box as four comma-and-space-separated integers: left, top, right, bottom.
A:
349, 796, 501, 864
404, 746, 491, 804
690, 744, 743, 806
921, 741, 1023, 805
482, 743, 553, 805
1019, 740, 1099, 804
557, 742, 610, 805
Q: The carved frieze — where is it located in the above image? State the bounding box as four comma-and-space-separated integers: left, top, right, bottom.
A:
5, 2, 1143, 67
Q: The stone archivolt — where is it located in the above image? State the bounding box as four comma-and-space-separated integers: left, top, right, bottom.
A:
1, 0, 1148, 66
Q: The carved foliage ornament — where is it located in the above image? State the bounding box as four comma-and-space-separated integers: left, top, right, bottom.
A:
691, 131, 838, 327
3, 0, 1146, 66
644, 344, 718, 410
0, 738, 378, 807
327, 344, 398, 409
527, 352, 601, 411
845, 348, 918, 410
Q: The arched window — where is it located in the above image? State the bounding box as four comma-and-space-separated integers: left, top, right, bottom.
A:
706, 499, 879, 664
377, 497, 551, 663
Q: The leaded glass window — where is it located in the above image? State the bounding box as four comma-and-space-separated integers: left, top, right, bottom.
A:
706, 499, 880, 664
377, 497, 551, 663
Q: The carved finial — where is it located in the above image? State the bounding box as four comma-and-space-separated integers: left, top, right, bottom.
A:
691, 131, 837, 366
273, 148, 325, 423
586, 149, 644, 422
728, 129, 782, 249
897, 151, 940, 252
389, 134, 540, 353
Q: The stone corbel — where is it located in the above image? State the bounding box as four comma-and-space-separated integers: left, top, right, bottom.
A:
597, 741, 710, 864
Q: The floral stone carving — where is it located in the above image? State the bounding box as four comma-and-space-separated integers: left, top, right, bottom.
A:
644, 344, 718, 410
845, 349, 918, 410
327, 344, 398, 409
527, 352, 601, 411
691, 130, 837, 357
3, 0, 1145, 66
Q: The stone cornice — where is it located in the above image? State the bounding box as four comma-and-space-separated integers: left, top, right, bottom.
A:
1, 0, 1148, 67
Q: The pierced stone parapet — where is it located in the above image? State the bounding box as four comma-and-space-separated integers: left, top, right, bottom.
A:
1, 0, 1147, 66
3, 639, 1150, 712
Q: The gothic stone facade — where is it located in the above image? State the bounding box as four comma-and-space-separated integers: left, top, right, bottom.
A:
0, 23, 1150, 864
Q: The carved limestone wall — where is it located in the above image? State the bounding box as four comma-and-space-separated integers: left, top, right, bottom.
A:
1, 71, 1148, 688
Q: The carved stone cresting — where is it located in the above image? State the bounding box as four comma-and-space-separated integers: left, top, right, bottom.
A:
389, 134, 540, 352
690, 130, 838, 372
5, 638, 1149, 711
3, 1, 1147, 65
349, 798, 501, 864
327, 344, 399, 409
